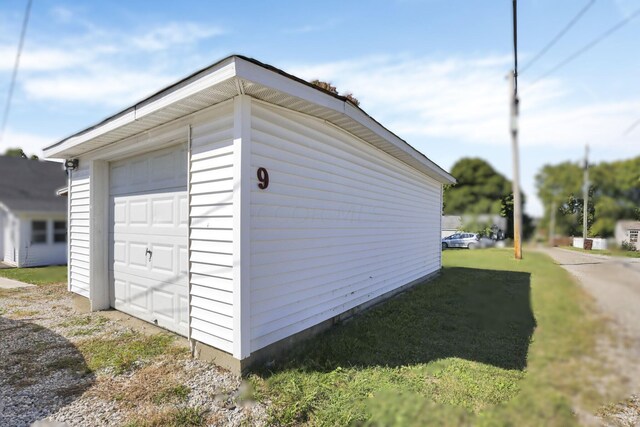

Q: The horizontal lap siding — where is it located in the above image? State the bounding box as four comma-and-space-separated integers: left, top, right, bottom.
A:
69, 163, 90, 297
189, 101, 235, 354
249, 102, 442, 352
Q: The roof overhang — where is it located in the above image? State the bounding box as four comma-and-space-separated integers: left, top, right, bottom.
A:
44, 55, 455, 185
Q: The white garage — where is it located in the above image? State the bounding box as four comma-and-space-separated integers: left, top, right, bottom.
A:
43, 55, 455, 373
109, 145, 189, 335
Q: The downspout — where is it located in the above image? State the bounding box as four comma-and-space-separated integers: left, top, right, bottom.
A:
67, 167, 72, 292
187, 125, 195, 357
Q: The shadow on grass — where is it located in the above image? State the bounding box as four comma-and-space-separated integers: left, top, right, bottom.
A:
259, 267, 535, 375
0, 316, 94, 425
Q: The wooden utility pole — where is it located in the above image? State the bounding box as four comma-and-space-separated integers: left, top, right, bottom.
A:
510, 0, 522, 259
582, 144, 589, 242
549, 199, 556, 246
509, 71, 523, 259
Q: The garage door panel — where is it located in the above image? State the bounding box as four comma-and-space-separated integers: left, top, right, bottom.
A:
111, 271, 189, 335
109, 144, 188, 337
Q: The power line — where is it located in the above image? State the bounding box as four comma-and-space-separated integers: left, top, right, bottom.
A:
528, 5, 640, 88
0, 0, 33, 146
520, 0, 596, 74
623, 117, 640, 136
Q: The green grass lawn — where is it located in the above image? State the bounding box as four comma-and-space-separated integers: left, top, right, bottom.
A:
250, 249, 612, 426
561, 245, 640, 258
0, 265, 67, 285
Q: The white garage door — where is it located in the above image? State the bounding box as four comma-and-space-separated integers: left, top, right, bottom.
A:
109, 145, 189, 336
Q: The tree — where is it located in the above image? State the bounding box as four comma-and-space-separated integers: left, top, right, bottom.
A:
310, 80, 360, 106
500, 192, 535, 240
444, 158, 511, 215
3, 147, 38, 159
558, 187, 596, 237
535, 156, 640, 237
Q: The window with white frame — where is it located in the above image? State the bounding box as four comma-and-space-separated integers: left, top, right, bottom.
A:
54, 221, 67, 243
31, 220, 47, 244
630, 230, 638, 243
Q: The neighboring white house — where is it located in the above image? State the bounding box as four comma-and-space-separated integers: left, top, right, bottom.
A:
0, 156, 68, 267
43, 55, 455, 373
615, 220, 640, 249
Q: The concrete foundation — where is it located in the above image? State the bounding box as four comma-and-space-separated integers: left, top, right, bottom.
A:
194, 269, 441, 375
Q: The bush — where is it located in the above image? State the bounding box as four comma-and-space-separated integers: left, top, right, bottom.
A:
621, 241, 637, 252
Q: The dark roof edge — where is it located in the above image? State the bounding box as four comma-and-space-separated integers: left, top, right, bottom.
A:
44, 54, 454, 183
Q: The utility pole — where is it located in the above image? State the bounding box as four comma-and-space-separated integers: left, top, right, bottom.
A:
510, 71, 523, 259
510, 0, 522, 259
549, 199, 556, 246
582, 144, 589, 244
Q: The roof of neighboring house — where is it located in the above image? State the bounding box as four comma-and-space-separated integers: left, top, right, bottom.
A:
617, 220, 640, 230
0, 156, 67, 214
43, 55, 455, 185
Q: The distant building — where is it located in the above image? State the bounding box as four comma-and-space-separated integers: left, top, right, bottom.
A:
0, 156, 68, 267
615, 220, 640, 249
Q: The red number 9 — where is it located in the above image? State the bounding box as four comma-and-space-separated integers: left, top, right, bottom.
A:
257, 167, 269, 189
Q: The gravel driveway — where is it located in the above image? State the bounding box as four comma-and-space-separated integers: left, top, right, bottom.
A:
0, 283, 267, 427
540, 247, 640, 426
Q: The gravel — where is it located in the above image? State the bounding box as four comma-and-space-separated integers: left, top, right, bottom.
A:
540, 248, 640, 426
0, 284, 268, 427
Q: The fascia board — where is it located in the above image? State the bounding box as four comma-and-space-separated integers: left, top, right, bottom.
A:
134, 61, 237, 119
234, 58, 346, 113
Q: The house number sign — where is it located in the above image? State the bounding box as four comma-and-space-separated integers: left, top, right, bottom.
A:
257, 167, 269, 189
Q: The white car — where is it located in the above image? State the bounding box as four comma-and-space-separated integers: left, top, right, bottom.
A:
442, 232, 480, 249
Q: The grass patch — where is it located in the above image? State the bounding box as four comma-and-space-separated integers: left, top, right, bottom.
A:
152, 384, 191, 405
9, 309, 39, 318
46, 356, 88, 373
250, 249, 608, 426
60, 315, 109, 336
561, 245, 640, 258
125, 406, 207, 427
78, 331, 176, 374
0, 265, 67, 285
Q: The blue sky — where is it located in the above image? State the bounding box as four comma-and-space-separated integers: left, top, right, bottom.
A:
1, 0, 639, 216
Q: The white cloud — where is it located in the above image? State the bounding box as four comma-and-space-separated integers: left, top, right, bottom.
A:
0, 18, 224, 105
282, 19, 341, 34
132, 22, 224, 51
22, 69, 175, 106
287, 55, 639, 150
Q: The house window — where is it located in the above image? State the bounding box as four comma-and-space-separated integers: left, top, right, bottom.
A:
31, 221, 47, 244
54, 221, 67, 243
630, 230, 639, 243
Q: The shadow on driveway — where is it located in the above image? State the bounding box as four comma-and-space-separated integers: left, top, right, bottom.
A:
0, 316, 94, 425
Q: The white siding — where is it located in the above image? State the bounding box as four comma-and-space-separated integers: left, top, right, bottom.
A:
69, 162, 91, 297
17, 214, 67, 267
188, 101, 236, 354
1, 208, 18, 264
249, 101, 442, 352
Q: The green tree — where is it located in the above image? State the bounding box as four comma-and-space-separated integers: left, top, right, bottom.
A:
500, 192, 535, 240
3, 147, 38, 159
535, 156, 640, 237
444, 158, 511, 215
